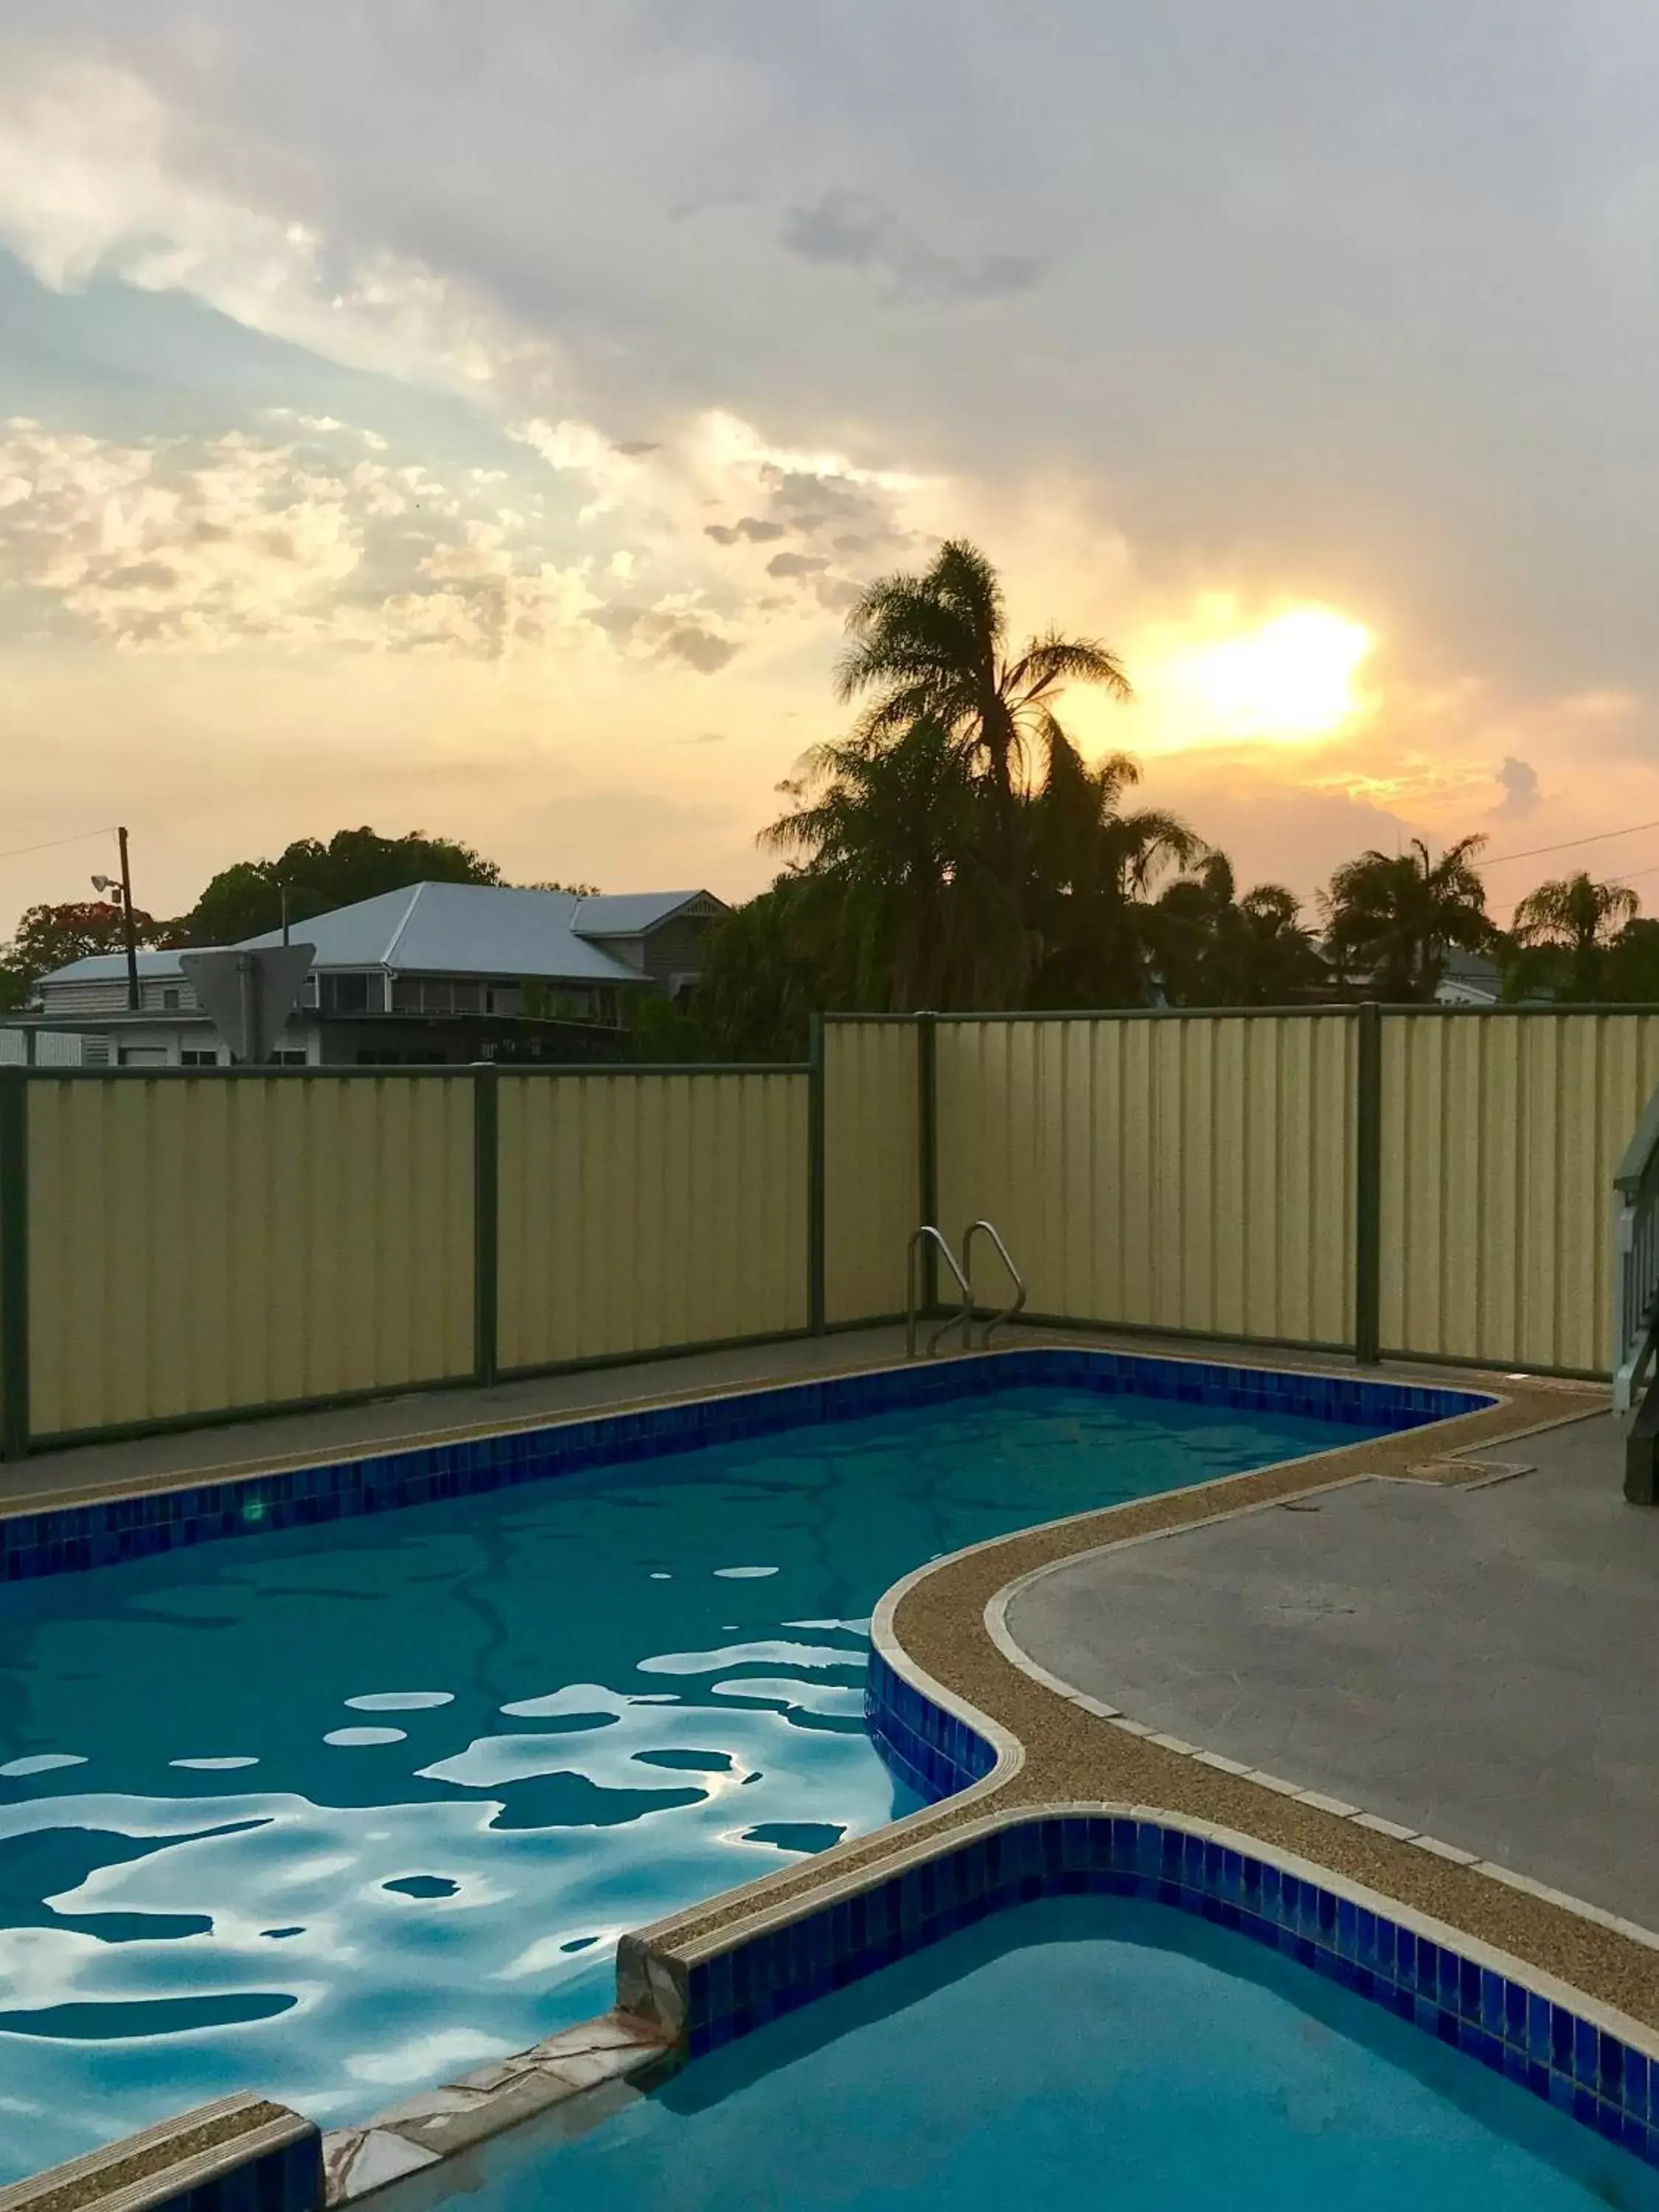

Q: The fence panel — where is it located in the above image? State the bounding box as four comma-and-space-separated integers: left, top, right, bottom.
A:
934, 1013, 1356, 1348
1380, 1010, 1659, 1374
823, 1020, 920, 1326
27, 1073, 476, 1439
496, 1071, 808, 1370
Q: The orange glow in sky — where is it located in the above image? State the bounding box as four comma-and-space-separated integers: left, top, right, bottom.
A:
1139, 602, 1378, 752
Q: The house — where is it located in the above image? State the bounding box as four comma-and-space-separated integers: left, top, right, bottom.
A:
23, 883, 728, 1067
1433, 949, 1503, 1007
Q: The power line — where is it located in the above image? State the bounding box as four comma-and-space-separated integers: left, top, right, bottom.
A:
0, 826, 117, 866
1481, 815, 1659, 868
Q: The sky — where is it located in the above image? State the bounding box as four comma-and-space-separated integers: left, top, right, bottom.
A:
3, 1, 1659, 931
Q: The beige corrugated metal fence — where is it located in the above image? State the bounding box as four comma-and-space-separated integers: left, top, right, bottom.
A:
823, 1020, 921, 1326
495, 1070, 809, 1370
28, 1073, 476, 1438
934, 1015, 1357, 1347
1380, 1011, 1659, 1374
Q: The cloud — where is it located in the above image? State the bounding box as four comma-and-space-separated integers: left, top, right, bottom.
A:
704, 518, 787, 544
781, 189, 1046, 305
594, 600, 740, 674
0, 414, 605, 658
0, 60, 559, 400
679, 730, 726, 745
1490, 754, 1541, 819
765, 551, 829, 577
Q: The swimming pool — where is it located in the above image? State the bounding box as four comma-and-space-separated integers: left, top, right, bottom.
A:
0, 1350, 1478, 2181
426, 1895, 1659, 2212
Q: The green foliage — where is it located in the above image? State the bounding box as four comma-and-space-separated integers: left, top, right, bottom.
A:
179, 827, 502, 944
1509, 872, 1641, 1002
1320, 837, 1492, 1001
1147, 856, 1326, 1006
0, 900, 175, 1008
1606, 918, 1659, 1004
745, 540, 1176, 1034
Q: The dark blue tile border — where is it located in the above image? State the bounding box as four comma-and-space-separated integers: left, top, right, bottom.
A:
0, 1350, 1492, 1587
674, 1810, 1658, 2168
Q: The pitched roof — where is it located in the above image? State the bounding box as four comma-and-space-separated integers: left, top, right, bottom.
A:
38, 883, 726, 991
571, 891, 723, 937
239, 883, 647, 981
32, 949, 191, 984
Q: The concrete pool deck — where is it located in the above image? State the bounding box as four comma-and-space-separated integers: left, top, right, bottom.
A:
1003, 1411, 1658, 1934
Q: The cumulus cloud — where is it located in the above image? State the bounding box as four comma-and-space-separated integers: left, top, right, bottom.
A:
704, 518, 787, 544
0, 416, 596, 658
1490, 755, 1541, 819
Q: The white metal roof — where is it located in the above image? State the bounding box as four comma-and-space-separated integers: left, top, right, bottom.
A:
571, 891, 719, 936
237, 883, 642, 981
39, 882, 724, 990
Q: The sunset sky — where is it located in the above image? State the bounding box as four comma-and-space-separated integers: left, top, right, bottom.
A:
3, 1, 1658, 931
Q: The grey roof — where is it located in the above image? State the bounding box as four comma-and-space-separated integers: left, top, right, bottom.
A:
38, 882, 723, 992
571, 890, 720, 937
240, 882, 652, 982
35, 949, 192, 984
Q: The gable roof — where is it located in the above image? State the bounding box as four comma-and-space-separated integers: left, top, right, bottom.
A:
571, 891, 724, 937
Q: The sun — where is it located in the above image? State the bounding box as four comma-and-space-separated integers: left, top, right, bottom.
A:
1154, 604, 1377, 748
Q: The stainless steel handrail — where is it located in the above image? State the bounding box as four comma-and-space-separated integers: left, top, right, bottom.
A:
905, 1225, 973, 1358
961, 1219, 1028, 1349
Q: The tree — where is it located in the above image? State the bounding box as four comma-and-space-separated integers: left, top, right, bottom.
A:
0, 900, 175, 1009
1321, 836, 1491, 1001
1148, 856, 1324, 1006
179, 827, 502, 944
1025, 748, 1200, 1006
765, 719, 1015, 1010
835, 538, 1132, 874
1604, 917, 1659, 1004
1510, 872, 1639, 1002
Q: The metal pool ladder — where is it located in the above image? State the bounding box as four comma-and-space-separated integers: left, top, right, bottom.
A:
905, 1221, 1028, 1357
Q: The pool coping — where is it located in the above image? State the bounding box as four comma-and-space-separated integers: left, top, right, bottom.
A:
0, 1334, 1621, 2205
982, 1468, 1659, 1963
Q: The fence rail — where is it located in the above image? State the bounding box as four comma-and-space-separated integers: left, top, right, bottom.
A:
0, 1004, 1652, 1461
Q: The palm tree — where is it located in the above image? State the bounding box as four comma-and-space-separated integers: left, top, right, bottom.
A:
1321, 836, 1491, 1001
835, 539, 1132, 872
1027, 748, 1200, 1004
1512, 872, 1639, 1002
1147, 856, 1323, 1005
763, 720, 1015, 1009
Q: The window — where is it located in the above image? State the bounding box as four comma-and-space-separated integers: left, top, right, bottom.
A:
321, 973, 372, 1014
117, 1046, 167, 1068
272, 1050, 307, 1066
181, 1048, 218, 1068
161, 987, 181, 1011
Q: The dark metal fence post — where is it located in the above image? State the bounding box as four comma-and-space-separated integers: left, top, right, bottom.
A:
473, 1065, 500, 1388
1354, 1002, 1383, 1364
917, 1013, 939, 1311
807, 1014, 827, 1335
0, 1070, 29, 1460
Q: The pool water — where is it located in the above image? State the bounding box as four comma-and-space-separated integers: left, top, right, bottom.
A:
0, 1383, 1386, 2179
425, 1898, 1659, 2212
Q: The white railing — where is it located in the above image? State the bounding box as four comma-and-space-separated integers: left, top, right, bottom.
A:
1613, 1085, 1659, 1414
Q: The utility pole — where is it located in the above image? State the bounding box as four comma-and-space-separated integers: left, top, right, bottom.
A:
116, 827, 139, 1012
